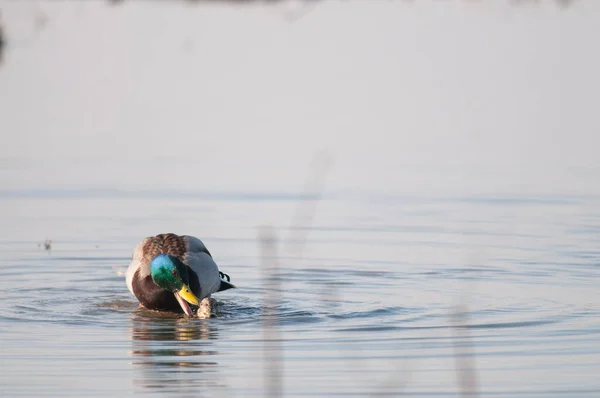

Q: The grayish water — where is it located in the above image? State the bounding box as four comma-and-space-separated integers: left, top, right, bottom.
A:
1, 188, 599, 397
1, 1, 600, 396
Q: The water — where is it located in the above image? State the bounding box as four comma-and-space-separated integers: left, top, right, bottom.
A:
1, 189, 599, 397
1, 1, 600, 396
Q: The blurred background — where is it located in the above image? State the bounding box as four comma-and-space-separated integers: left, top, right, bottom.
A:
0, 1, 599, 397
1, 0, 598, 198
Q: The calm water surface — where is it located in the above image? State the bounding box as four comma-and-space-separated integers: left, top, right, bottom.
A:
1, 188, 599, 397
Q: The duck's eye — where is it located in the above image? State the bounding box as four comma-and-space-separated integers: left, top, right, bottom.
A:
171, 270, 178, 276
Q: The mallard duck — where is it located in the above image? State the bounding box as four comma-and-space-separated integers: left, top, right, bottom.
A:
126, 233, 235, 317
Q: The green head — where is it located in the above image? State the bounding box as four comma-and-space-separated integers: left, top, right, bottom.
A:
150, 254, 190, 291
150, 254, 199, 314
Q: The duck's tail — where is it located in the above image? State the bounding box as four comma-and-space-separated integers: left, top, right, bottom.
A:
218, 271, 236, 292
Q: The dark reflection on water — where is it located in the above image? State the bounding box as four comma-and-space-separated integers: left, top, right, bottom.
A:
130, 310, 223, 393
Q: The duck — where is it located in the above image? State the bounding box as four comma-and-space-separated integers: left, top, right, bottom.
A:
126, 233, 235, 317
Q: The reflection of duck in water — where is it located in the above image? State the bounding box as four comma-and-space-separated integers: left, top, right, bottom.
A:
130, 312, 222, 392
131, 313, 217, 358
126, 233, 236, 318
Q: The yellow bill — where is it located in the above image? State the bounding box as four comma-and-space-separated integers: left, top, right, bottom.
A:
173, 284, 199, 316
177, 284, 200, 306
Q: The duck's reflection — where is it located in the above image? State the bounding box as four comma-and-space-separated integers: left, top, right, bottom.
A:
130, 309, 223, 393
